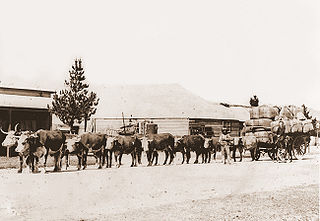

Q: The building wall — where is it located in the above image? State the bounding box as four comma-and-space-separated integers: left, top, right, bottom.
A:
92, 117, 189, 137
189, 118, 243, 137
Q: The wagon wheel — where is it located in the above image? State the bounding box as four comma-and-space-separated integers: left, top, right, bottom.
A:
292, 135, 307, 160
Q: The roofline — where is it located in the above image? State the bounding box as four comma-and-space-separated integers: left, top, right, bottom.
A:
0, 86, 55, 98
93, 117, 244, 122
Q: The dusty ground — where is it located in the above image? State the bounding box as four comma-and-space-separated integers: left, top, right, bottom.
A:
0, 147, 319, 221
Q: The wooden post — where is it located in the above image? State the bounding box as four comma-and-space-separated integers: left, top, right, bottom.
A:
7, 109, 12, 158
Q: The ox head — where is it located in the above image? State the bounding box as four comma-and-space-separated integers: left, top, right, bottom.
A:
15, 132, 34, 154
105, 136, 115, 150
1, 123, 20, 148
204, 138, 211, 149
175, 138, 183, 149
140, 137, 152, 152
65, 135, 81, 153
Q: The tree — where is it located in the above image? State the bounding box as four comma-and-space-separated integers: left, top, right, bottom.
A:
302, 104, 312, 119
49, 59, 99, 132
250, 95, 259, 107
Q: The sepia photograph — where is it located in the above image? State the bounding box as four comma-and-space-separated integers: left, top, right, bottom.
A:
0, 0, 319, 220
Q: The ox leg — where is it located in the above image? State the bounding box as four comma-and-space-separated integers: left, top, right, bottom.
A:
105, 150, 109, 168
163, 151, 169, 165
153, 151, 159, 166
147, 150, 153, 166
239, 147, 243, 162
44, 150, 49, 172
82, 150, 88, 170
181, 150, 185, 164
117, 153, 123, 168
131, 152, 137, 167
18, 155, 23, 173
65, 152, 69, 170
33, 157, 40, 173
168, 150, 174, 165
77, 154, 82, 170
207, 151, 211, 163
194, 151, 200, 164
232, 146, 236, 162
108, 150, 112, 168
98, 157, 102, 169
137, 150, 142, 165
186, 150, 191, 164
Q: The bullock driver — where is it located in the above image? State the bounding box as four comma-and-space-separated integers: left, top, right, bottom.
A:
219, 127, 233, 164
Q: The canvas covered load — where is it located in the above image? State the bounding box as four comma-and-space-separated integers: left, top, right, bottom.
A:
271, 119, 313, 134
249, 105, 279, 119
245, 118, 272, 128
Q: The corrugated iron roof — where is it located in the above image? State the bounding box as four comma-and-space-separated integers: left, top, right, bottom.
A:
0, 94, 51, 109
94, 84, 250, 121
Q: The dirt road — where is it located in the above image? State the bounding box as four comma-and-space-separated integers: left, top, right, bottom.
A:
0, 148, 319, 220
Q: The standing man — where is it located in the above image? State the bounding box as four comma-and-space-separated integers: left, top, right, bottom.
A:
219, 127, 233, 164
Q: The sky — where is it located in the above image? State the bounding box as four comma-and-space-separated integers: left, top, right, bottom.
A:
0, 0, 319, 109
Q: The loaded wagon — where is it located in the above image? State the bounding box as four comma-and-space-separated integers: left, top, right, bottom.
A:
242, 105, 314, 161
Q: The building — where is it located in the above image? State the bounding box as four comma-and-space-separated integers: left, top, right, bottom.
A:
0, 86, 54, 156
90, 84, 249, 137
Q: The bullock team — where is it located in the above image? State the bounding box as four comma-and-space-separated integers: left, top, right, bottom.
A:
0, 124, 248, 173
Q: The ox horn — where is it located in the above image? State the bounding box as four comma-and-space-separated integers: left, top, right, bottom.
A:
0, 127, 9, 135
14, 123, 19, 132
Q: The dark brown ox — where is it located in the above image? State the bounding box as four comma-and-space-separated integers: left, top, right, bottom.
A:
142, 133, 175, 166
175, 135, 205, 164
31, 130, 66, 172
80, 133, 106, 169
107, 135, 142, 168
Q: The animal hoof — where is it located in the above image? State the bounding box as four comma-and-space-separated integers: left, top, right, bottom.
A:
98, 166, 102, 169
17, 170, 22, 173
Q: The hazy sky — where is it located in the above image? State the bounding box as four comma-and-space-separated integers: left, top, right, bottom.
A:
1, 0, 319, 109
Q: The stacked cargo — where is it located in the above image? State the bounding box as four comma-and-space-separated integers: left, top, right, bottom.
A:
271, 105, 314, 134
244, 105, 279, 143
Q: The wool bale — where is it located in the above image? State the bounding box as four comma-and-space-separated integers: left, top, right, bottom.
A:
259, 105, 278, 119
302, 120, 313, 133
296, 112, 307, 120
291, 120, 303, 133
254, 131, 271, 143
249, 107, 260, 119
258, 119, 272, 127
279, 106, 294, 120
288, 105, 303, 117
245, 132, 254, 137
245, 119, 272, 127
271, 120, 291, 134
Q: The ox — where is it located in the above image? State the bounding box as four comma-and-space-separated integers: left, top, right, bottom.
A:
79, 133, 106, 169
22, 129, 67, 172
202, 137, 221, 163
15, 133, 47, 173
107, 135, 142, 168
175, 135, 205, 164
142, 133, 175, 166
64, 134, 84, 170
230, 137, 244, 162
